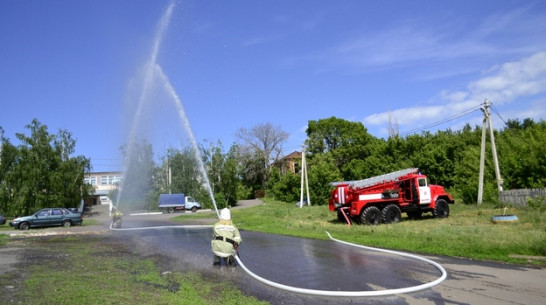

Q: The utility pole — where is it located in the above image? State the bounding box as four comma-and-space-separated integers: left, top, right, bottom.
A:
300, 145, 311, 208
166, 155, 172, 194
477, 99, 503, 204
1, 128, 4, 167
168, 166, 172, 194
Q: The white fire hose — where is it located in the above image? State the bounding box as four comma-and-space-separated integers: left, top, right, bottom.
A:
235, 231, 447, 297
111, 224, 447, 296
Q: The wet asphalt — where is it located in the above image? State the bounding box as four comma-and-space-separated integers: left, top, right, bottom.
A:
13, 202, 543, 304
112, 209, 444, 305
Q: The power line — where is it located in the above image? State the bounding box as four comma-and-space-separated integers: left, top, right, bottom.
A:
280, 104, 484, 155
490, 103, 508, 125
400, 105, 482, 136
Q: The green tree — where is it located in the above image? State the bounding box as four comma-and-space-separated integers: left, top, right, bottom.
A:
407, 130, 458, 188
52, 129, 92, 209
306, 117, 376, 180
0, 128, 19, 214
219, 145, 240, 207
235, 122, 289, 194
238, 148, 268, 196
269, 167, 301, 203
1, 119, 91, 215
452, 127, 500, 204
169, 147, 204, 199
154, 144, 216, 209
202, 141, 240, 208
307, 154, 342, 206
264, 115, 545, 207
498, 119, 546, 188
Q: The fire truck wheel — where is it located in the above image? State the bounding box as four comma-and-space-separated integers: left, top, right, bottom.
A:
360, 206, 381, 225
433, 199, 449, 218
381, 204, 401, 224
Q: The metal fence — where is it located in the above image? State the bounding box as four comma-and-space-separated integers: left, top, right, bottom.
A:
499, 188, 546, 206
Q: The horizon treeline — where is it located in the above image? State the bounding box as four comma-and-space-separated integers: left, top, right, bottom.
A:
1, 117, 544, 216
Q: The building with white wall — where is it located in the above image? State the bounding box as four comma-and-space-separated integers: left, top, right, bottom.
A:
84, 171, 122, 206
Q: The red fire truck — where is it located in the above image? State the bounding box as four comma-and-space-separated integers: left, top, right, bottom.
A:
329, 168, 454, 225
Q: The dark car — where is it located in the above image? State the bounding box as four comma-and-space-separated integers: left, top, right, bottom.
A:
0, 215, 6, 225
9, 208, 83, 230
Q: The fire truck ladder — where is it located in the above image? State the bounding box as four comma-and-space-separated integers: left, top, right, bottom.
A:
331, 168, 418, 189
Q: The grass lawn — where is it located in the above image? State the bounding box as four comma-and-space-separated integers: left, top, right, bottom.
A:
1, 197, 543, 304
0, 234, 267, 305
228, 198, 546, 266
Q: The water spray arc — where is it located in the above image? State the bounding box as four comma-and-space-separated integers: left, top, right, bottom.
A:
124, 2, 174, 163
118, 1, 219, 217
113, 3, 449, 298
155, 64, 219, 217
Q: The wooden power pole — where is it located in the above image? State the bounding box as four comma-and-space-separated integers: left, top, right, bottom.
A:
477, 99, 503, 204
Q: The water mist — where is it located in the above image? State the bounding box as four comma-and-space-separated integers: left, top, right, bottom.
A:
117, 1, 219, 217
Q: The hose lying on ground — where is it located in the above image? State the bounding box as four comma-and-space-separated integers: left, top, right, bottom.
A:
235, 231, 447, 297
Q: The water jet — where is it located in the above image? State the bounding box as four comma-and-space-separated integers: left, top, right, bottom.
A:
116, 1, 219, 218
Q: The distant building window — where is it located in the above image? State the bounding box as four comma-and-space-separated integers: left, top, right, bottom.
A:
84, 176, 97, 185
101, 175, 120, 185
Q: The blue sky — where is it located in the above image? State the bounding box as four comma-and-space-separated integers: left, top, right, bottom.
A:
1, 0, 545, 172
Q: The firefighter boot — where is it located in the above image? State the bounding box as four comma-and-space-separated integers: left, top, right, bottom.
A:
228, 255, 237, 267
213, 255, 221, 266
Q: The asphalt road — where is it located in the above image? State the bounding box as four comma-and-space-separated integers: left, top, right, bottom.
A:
114, 203, 545, 305
4, 201, 545, 304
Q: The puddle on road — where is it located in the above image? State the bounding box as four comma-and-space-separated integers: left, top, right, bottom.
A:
239, 231, 439, 291
116, 220, 442, 293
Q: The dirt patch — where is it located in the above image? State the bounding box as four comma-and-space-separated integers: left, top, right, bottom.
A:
0, 200, 264, 304
0, 242, 23, 274
0, 238, 39, 304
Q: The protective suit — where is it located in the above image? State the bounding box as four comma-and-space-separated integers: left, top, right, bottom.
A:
111, 207, 123, 228
211, 208, 242, 266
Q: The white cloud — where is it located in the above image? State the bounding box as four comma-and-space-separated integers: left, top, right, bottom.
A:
365, 106, 442, 126
469, 52, 546, 104
363, 51, 546, 133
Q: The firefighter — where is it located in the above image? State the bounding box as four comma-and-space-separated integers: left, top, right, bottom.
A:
211, 208, 242, 266
111, 207, 123, 228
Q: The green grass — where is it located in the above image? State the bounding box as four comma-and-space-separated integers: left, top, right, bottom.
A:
80, 218, 101, 226
1, 235, 267, 305
1, 198, 543, 304
230, 199, 546, 266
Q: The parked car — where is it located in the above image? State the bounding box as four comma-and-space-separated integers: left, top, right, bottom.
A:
0, 215, 6, 225
9, 208, 83, 230
68, 208, 79, 213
